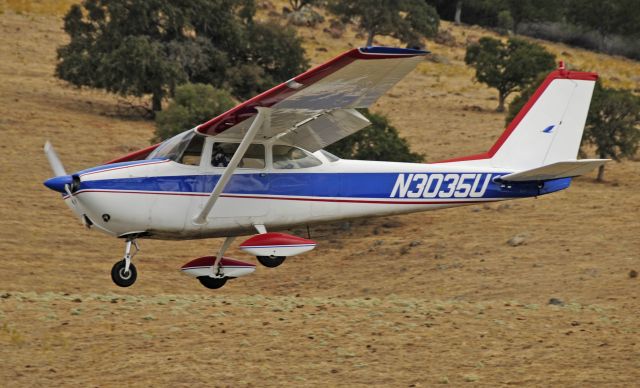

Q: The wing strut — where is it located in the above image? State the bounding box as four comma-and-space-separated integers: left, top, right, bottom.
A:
193, 107, 271, 225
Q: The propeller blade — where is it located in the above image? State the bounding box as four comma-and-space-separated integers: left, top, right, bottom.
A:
44, 141, 67, 177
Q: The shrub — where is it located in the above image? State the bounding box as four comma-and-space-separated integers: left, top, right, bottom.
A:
326, 109, 423, 163
154, 83, 235, 141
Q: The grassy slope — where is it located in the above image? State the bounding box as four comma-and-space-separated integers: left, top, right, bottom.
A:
0, 3, 639, 386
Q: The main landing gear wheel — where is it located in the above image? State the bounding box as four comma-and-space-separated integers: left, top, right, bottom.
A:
198, 276, 227, 289
111, 260, 137, 287
257, 256, 286, 268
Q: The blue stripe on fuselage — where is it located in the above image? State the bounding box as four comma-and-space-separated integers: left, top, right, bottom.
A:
78, 173, 571, 199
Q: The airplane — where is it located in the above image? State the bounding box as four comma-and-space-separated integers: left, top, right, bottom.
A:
43, 46, 607, 290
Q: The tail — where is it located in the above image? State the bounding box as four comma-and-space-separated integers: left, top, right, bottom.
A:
439, 64, 606, 175
490, 64, 598, 170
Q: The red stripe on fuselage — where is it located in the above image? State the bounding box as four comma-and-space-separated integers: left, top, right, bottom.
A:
66, 189, 498, 205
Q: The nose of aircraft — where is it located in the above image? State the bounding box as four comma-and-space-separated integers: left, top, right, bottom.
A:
43, 175, 74, 193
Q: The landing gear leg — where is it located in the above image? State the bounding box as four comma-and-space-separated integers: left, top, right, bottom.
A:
111, 238, 140, 287
198, 236, 235, 289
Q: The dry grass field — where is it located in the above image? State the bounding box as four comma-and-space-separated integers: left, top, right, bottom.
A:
1, 2, 639, 386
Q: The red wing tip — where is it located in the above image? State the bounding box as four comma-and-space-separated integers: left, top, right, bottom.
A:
356, 46, 430, 57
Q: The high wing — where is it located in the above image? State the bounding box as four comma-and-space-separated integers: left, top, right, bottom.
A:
107, 46, 427, 164
196, 46, 428, 151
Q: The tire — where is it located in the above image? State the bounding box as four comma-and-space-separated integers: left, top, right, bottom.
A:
111, 260, 137, 287
257, 256, 286, 268
198, 276, 227, 289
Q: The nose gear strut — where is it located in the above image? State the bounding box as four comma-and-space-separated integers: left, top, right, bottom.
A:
111, 237, 140, 287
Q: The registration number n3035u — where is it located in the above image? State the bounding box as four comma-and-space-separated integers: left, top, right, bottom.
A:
390, 173, 492, 198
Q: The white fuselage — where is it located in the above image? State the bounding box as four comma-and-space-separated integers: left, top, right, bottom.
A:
61, 137, 565, 240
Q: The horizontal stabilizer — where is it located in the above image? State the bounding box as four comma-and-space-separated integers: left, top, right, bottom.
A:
499, 159, 609, 182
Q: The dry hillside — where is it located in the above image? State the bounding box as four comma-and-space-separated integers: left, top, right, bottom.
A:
0, 2, 639, 387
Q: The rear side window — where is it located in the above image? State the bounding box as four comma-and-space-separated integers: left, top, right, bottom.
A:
273, 145, 322, 169
211, 143, 265, 169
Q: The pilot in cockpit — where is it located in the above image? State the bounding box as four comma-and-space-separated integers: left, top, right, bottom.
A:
211, 144, 232, 167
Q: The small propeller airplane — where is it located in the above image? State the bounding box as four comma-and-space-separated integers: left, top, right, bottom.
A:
43, 46, 607, 289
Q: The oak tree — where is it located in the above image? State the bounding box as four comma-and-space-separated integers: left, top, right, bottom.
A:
326, 109, 423, 163
465, 37, 555, 112
56, 0, 307, 114
328, 0, 439, 47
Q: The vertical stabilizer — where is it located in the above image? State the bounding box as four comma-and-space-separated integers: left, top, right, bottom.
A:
435, 67, 598, 171
490, 67, 598, 170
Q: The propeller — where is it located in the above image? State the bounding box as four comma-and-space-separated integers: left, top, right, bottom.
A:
43, 141, 79, 194
44, 141, 67, 177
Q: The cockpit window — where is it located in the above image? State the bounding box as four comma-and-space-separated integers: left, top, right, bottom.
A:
147, 130, 202, 165
211, 143, 265, 169
273, 145, 322, 169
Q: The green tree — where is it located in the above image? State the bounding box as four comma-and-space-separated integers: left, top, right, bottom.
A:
328, 0, 439, 47
56, 0, 308, 113
504, 72, 546, 123
465, 37, 555, 112
566, 0, 621, 49
326, 109, 423, 162
505, 0, 561, 33
507, 79, 640, 181
154, 83, 236, 141
427, 0, 562, 32
583, 82, 640, 181
227, 22, 307, 98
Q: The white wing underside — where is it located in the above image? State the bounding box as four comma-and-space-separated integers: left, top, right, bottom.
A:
208, 55, 423, 151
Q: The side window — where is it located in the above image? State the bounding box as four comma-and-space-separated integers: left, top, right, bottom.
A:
211, 143, 265, 169
273, 145, 323, 169
178, 134, 205, 166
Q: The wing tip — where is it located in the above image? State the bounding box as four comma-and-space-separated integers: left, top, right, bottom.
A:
357, 46, 430, 57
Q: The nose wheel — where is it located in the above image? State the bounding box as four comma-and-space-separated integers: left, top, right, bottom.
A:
111, 238, 140, 287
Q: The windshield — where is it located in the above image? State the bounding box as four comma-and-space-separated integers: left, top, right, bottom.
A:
147, 131, 196, 161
